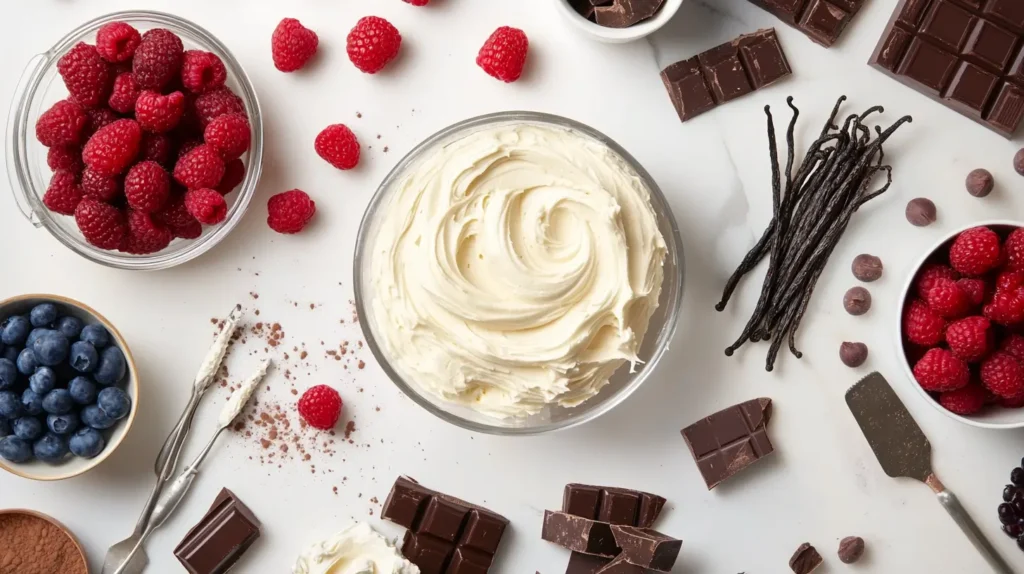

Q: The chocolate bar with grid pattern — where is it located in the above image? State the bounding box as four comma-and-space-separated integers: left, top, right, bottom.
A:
747, 0, 866, 47
562, 484, 666, 528
680, 398, 774, 490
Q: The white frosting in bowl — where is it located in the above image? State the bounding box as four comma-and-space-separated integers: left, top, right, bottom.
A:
293, 522, 418, 574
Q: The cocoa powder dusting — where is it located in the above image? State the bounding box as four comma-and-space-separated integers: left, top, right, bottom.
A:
0, 513, 87, 574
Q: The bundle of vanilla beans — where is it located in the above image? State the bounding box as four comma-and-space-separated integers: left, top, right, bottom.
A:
717, 96, 912, 371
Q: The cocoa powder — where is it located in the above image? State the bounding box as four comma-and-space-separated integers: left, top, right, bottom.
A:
0, 512, 86, 574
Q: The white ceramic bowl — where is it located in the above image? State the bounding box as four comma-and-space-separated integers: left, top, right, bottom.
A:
896, 220, 1024, 430
552, 0, 684, 43
0, 294, 139, 480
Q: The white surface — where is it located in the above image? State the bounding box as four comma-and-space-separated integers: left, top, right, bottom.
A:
2, 1, 1024, 572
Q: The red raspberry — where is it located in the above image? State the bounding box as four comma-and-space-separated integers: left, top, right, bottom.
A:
267, 189, 315, 234
1001, 334, 1024, 362
403, 0, 429, 4
132, 28, 184, 90
180, 50, 226, 94
945, 316, 992, 362
107, 72, 140, 114
314, 124, 360, 170
135, 90, 185, 133
926, 278, 971, 319
903, 299, 946, 347
35, 100, 87, 147
914, 264, 959, 299
1005, 228, 1024, 272
997, 270, 1024, 293
84, 108, 119, 139
42, 170, 83, 215
154, 193, 202, 239
119, 210, 172, 254
297, 384, 342, 430
139, 133, 175, 167
184, 188, 228, 224
1001, 395, 1024, 408
57, 43, 113, 109
96, 22, 141, 63
176, 139, 203, 161
80, 168, 121, 202
82, 119, 142, 176
216, 159, 245, 195
346, 16, 401, 74
476, 26, 529, 83
204, 114, 250, 160
174, 144, 225, 190
984, 288, 1024, 325
956, 278, 987, 307
938, 385, 987, 415
913, 348, 969, 392
949, 226, 1002, 276
124, 161, 171, 213
193, 88, 245, 130
74, 198, 126, 249
272, 18, 319, 72
46, 146, 83, 174
980, 352, 1024, 398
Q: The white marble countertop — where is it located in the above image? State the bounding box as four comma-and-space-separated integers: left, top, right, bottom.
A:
2, 0, 1024, 572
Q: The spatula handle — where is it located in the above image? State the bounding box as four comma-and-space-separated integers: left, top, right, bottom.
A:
930, 476, 1014, 574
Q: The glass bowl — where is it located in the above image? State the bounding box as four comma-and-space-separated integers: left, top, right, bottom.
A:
353, 112, 684, 435
6, 10, 263, 270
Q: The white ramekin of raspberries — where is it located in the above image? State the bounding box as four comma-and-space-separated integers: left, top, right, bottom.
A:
7, 11, 262, 270
899, 221, 1024, 429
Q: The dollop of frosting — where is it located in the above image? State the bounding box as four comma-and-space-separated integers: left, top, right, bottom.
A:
369, 122, 666, 418
293, 522, 418, 574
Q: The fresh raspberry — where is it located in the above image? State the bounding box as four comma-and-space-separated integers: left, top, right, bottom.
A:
956, 278, 987, 307
80, 168, 121, 202
980, 352, 1024, 398
180, 50, 226, 94
132, 28, 184, 90
945, 316, 992, 362
997, 270, 1024, 293
174, 144, 225, 190
476, 26, 529, 83
984, 288, 1024, 325
267, 189, 316, 234
124, 161, 170, 213
1005, 228, 1024, 272
938, 385, 987, 415
193, 88, 245, 130
57, 43, 113, 109
176, 139, 204, 161
1001, 334, 1024, 362
204, 114, 250, 160
96, 22, 141, 63
84, 108, 119, 138
46, 146, 83, 174
346, 16, 401, 74
272, 18, 319, 72
914, 264, 960, 299
297, 384, 342, 430
42, 170, 83, 215
119, 210, 172, 254
1001, 394, 1024, 408
314, 124, 360, 170
35, 100, 87, 148
107, 72, 140, 114
139, 133, 175, 167
403, 0, 429, 4
82, 119, 142, 176
153, 193, 202, 239
949, 226, 1002, 276
184, 188, 227, 224
926, 278, 971, 319
135, 90, 185, 133
903, 299, 946, 347
74, 198, 126, 249
216, 159, 245, 195
913, 348, 969, 392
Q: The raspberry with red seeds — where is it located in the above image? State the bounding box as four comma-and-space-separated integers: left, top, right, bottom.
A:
82, 119, 142, 176
154, 193, 202, 239
119, 210, 173, 254
204, 113, 250, 160
1001, 334, 1024, 362
956, 278, 987, 307
193, 87, 245, 130
46, 146, 83, 174
57, 42, 113, 109
184, 188, 227, 225
946, 316, 993, 362
980, 352, 1024, 399
984, 288, 1024, 325
42, 170, 83, 215
36, 100, 87, 148
180, 50, 227, 94
96, 22, 141, 63
74, 198, 126, 249
139, 133, 175, 167
913, 348, 970, 392
132, 28, 184, 90
997, 270, 1024, 293
176, 139, 203, 161
107, 72, 140, 114
926, 278, 972, 319
346, 16, 401, 74
315, 124, 360, 170
84, 108, 119, 139
914, 264, 960, 299
174, 144, 225, 190
949, 226, 1002, 276
80, 168, 121, 202
124, 161, 171, 213
1005, 228, 1024, 273
938, 384, 987, 415
267, 189, 315, 234
903, 299, 947, 347
272, 18, 319, 72
297, 384, 342, 430
217, 159, 245, 195
135, 90, 186, 133
1001, 395, 1024, 408
476, 26, 529, 83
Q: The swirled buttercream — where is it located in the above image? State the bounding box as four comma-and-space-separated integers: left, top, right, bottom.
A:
292, 522, 418, 574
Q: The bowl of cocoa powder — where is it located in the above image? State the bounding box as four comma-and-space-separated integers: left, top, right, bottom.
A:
0, 509, 88, 574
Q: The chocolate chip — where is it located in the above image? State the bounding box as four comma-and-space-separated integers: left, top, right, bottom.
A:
851, 254, 883, 282
1015, 149, 1024, 176
843, 287, 871, 316
838, 536, 865, 564
966, 169, 994, 197
789, 542, 823, 573
840, 342, 868, 368
906, 198, 936, 227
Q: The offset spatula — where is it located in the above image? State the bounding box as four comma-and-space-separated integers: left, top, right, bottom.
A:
846, 372, 1013, 574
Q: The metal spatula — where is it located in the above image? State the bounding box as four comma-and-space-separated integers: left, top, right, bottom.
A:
846, 372, 1014, 574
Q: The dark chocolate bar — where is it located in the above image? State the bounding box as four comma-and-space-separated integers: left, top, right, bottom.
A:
173, 488, 261, 574
381, 476, 509, 573
747, 0, 866, 47
610, 526, 682, 572
594, 0, 666, 28
680, 398, 774, 489
661, 29, 792, 122
566, 552, 614, 574
869, 0, 1024, 137
562, 484, 666, 528
542, 510, 619, 557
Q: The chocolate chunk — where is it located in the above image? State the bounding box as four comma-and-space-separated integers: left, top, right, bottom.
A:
542, 510, 619, 556
839, 342, 868, 368
660, 29, 791, 122
789, 542, 823, 573
870, 0, 1024, 136
966, 168, 994, 197
595, 555, 647, 573
748, 0, 866, 47
566, 552, 613, 574
905, 197, 937, 226
562, 484, 666, 527
173, 488, 261, 574
837, 535, 866, 564
610, 526, 682, 571
843, 286, 871, 316
851, 254, 883, 282
680, 398, 774, 489
593, 0, 666, 28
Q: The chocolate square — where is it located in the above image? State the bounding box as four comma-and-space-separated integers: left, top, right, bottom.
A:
381, 477, 430, 529
447, 547, 492, 574
541, 510, 619, 557
799, 0, 852, 47
898, 0, 932, 27
681, 398, 775, 490
610, 526, 683, 572
698, 44, 753, 103
985, 82, 1024, 132
420, 497, 469, 543
757, 0, 808, 25
563, 484, 602, 519
458, 510, 507, 555
403, 531, 453, 572
962, 19, 1018, 72
876, 27, 914, 71
919, 1, 977, 51
598, 490, 640, 525
738, 32, 793, 88
1007, 47, 1024, 84
984, 0, 1024, 34
945, 61, 1000, 112
897, 37, 960, 92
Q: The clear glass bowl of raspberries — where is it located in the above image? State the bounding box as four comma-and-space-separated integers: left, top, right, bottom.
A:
7, 11, 262, 270
899, 221, 1024, 429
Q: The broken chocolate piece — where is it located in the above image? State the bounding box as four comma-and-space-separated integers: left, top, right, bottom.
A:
593, 0, 667, 28
542, 510, 619, 557
173, 488, 261, 574
596, 555, 647, 573
748, 0, 866, 47
789, 542, 823, 573
610, 526, 682, 572
680, 398, 774, 489
562, 484, 666, 528
566, 552, 613, 574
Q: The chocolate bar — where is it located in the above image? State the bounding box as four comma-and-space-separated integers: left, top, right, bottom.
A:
381, 476, 509, 573
594, 0, 666, 28
869, 0, 1024, 137
660, 29, 792, 122
542, 510, 619, 557
680, 398, 774, 489
610, 526, 681, 572
173, 488, 261, 574
747, 0, 866, 47
789, 542, 823, 573
562, 484, 666, 528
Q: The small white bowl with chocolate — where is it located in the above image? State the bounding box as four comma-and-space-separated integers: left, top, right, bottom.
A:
556, 0, 684, 43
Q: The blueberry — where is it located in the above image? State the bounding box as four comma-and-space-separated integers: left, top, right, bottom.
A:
29, 303, 58, 327
0, 347, 15, 364
80, 324, 110, 348
33, 432, 68, 463
97, 386, 131, 420
1, 316, 31, 346
81, 405, 115, 430
12, 417, 43, 441
68, 376, 97, 405
28, 367, 56, 394
20, 389, 43, 416
1013, 467, 1024, 487
0, 418, 8, 438
0, 436, 32, 463
46, 412, 79, 435
31, 331, 68, 366
15, 348, 38, 376
0, 392, 23, 419
55, 316, 83, 339
41, 389, 72, 415
25, 328, 50, 348
94, 346, 126, 385
69, 427, 105, 458
0, 359, 17, 391
68, 341, 98, 373
1000, 503, 1016, 524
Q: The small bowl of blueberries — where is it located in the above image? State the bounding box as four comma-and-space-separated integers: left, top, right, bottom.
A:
0, 294, 138, 480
